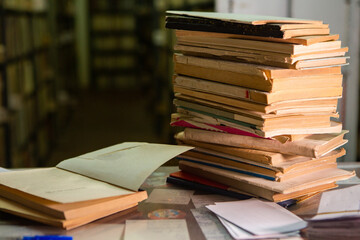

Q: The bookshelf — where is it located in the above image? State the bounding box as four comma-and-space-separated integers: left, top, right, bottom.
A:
89, 0, 139, 89
0, 0, 76, 168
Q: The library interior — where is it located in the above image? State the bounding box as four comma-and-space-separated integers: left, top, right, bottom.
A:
1, 0, 360, 239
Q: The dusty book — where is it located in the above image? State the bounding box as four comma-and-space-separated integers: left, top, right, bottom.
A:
174, 43, 348, 69
176, 36, 341, 55
180, 128, 348, 158
173, 75, 343, 104
166, 11, 326, 39
179, 160, 354, 202
0, 142, 192, 229
177, 148, 343, 182
175, 30, 339, 46
173, 98, 339, 128
174, 88, 340, 114
174, 54, 342, 92
171, 111, 341, 138
176, 134, 346, 168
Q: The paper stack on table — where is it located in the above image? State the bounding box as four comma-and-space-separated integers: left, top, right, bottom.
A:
166, 11, 355, 203
205, 198, 306, 239
305, 185, 360, 239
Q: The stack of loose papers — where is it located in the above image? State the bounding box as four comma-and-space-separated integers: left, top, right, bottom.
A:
166, 11, 355, 202
206, 198, 306, 239
305, 185, 360, 239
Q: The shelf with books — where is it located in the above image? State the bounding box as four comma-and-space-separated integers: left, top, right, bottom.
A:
0, 0, 75, 168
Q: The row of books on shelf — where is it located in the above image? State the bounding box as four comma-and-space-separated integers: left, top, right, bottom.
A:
2, 0, 47, 12
165, 11, 354, 208
91, 15, 135, 32
4, 15, 50, 59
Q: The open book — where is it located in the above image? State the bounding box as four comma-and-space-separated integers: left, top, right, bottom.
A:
0, 142, 192, 229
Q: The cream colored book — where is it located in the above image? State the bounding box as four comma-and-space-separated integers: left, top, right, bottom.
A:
180, 128, 348, 158
174, 87, 340, 114
174, 54, 342, 91
176, 36, 340, 55
173, 98, 338, 128
176, 135, 346, 168
179, 160, 350, 202
175, 43, 348, 69
173, 75, 343, 104
176, 30, 340, 46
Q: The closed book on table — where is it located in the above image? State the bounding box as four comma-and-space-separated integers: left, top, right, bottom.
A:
179, 128, 347, 158
179, 160, 354, 202
174, 54, 342, 92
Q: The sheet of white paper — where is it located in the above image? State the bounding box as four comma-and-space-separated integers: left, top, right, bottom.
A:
57, 142, 193, 191
124, 219, 190, 240
0, 167, 9, 173
217, 216, 300, 240
317, 185, 360, 214
191, 194, 237, 209
311, 211, 360, 220
191, 208, 232, 240
145, 189, 194, 205
0, 168, 134, 203
337, 175, 360, 185
206, 199, 306, 235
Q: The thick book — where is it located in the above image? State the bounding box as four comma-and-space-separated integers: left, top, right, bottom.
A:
0, 142, 192, 229
0, 196, 138, 230
176, 135, 346, 168
176, 35, 341, 55
175, 43, 348, 69
171, 111, 341, 138
179, 161, 350, 202
167, 171, 297, 208
179, 128, 348, 158
173, 98, 339, 128
174, 89, 340, 114
175, 30, 340, 46
174, 54, 342, 92
173, 75, 343, 104
165, 11, 326, 39
177, 148, 344, 182
178, 154, 337, 182
173, 97, 338, 121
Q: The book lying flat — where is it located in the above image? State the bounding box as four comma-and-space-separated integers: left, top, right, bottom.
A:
176, 135, 346, 169
175, 44, 348, 69
166, 11, 326, 39
178, 151, 339, 182
167, 171, 297, 208
179, 161, 349, 202
176, 36, 340, 55
174, 88, 340, 114
174, 97, 338, 121
171, 112, 341, 138
180, 128, 348, 158
175, 30, 339, 46
174, 54, 342, 91
0, 142, 192, 229
178, 147, 345, 179
0, 196, 138, 230
173, 75, 343, 104
173, 98, 339, 128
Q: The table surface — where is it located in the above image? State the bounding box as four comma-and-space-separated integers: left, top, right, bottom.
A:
0, 163, 359, 240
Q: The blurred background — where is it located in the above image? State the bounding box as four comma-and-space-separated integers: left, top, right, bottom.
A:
0, 0, 358, 168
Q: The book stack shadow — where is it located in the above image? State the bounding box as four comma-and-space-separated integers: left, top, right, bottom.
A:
166, 11, 355, 204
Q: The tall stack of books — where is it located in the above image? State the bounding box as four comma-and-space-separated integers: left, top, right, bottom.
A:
166, 11, 355, 203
